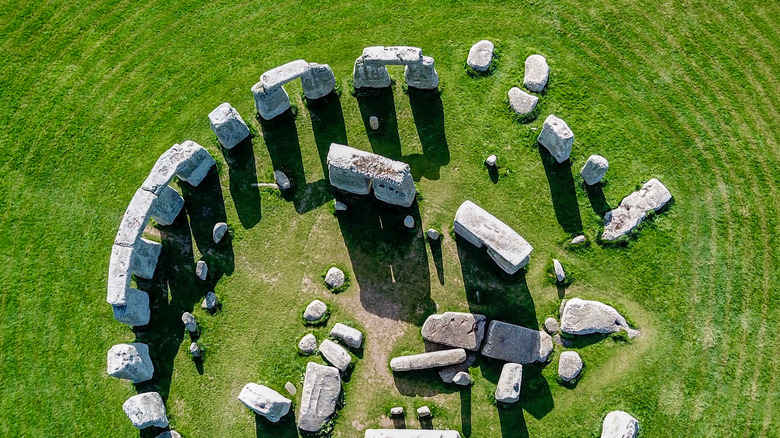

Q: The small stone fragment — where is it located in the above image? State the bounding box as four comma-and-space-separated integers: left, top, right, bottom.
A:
201, 292, 218, 310
181, 312, 197, 332
319, 339, 351, 372
189, 342, 201, 358
452, 371, 471, 386
123, 392, 169, 429
543, 317, 559, 334
558, 351, 583, 382
580, 155, 609, 185
298, 334, 317, 355
416, 406, 431, 418
537, 114, 574, 163
426, 228, 440, 240
404, 215, 415, 229
274, 170, 291, 190
495, 362, 523, 403
439, 352, 477, 383
553, 259, 565, 282
571, 235, 586, 245
485, 154, 497, 167
508, 87, 539, 116
324, 267, 345, 289
369, 116, 380, 130
467, 40, 495, 72
107, 343, 154, 383
523, 54, 550, 92
303, 300, 328, 322
195, 260, 208, 281
601, 411, 639, 438
390, 349, 467, 372
330, 323, 363, 349
212, 222, 228, 243
334, 201, 348, 211
237, 383, 292, 422
285, 382, 297, 396
390, 407, 404, 416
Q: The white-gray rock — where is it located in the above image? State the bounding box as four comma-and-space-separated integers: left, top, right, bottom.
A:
201, 291, 218, 310
298, 334, 317, 355
352, 57, 391, 89
452, 371, 471, 386
508, 87, 539, 116
571, 235, 586, 245
154, 431, 182, 438
252, 81, 291, 120
404, 55, 439, 90
151, 185, 184, 226
485, 154, 497, 167
285, 382, 296, 396
494, 363, 523, 403
362, 46, 423, 65
301, 62, 336, 100
537, 115, 574, 163
390, 407, 404, 416
601, 411, 639, 438
208, 102, 250, 150
131, 238, 162, 280
467, 40, 495, 72
439, 352, 477, 383
274, 170, 291, 190
404, 215, 415, 229
416, 406, 431, 418
543, 317, 559, 334
426, 228, 440, 240
365, 430, 461, 438
369, 116, 380, 130
558, 351, 583, 382
298, 362, 341, 433
261, 59, 310, 90
334, 200, 348, 211
112, 288, 151, 326
454, 201, 534, 275
304, 300, 328, 321
181, 312, 197, 332
107, 244, 134, 306
553, 259, 565, 282
238, 383, 292, 422
390, 349, 467, 372
481, 320, 554, 364
581, 155, 609, 185
523, 54, 550, 92
602, 178, 672, 241
330, 323, 363, 349
107, 343, 154, 383
189, 342, 201, 358
324, 267, 345, 289
175, 140, 216, 187
123, 392, 169, 429
196, 260, 208, 281
560, 298, 639, 338
114, 188, 157, 247
212, 222, 228, 243
319, 339, 351, 372
421, 312, 486, 351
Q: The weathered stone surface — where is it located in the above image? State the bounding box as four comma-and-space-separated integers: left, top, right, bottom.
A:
304, 300, 328, 321
405, 56, 439, 89
553, 259, 565, 282
132, 238, 162, 280
543, 317, 559, 334
602, 178, 672, 241
560, 298, 639, 338
107, 244, 133, 306
330, 323, 363, 349
301, 63, 336, 100
175, 140, 216, 187
421, 312, 486, 351
196, 260, 208, 281
508, 87, 539, 116
416, 406, 431, 417
181, 312, 197, 332
324, 267, 345, 289
252, 81, 291, 120
114, 188, 157, 247
485, 154, 497, 167
558, 351, 583, 382
404, 215, 415, 229
298, 362, 341, 433
362, 46, 423, 66
601, 411, 639, 438
426, 228, 440, 240
261, 59, 310, 90
467, 40, 495, 72
112, 288, 150, 326
285, 382, 296, 395
495, 363, 523, 403
107, 343, 154, 383
154, 431, 182, 438
365, 430, 461, 438
123, 392, 168, 429
523, 54, 550, 92
201, 291, 218, 310
352, 57, 391, 89
273, 170, 291, 190
208, 102, 250, 149
213, 222, 228, 243
581, 155, 609, 185
390, 349, 467, 372
189, 342, 201, 357
238, 383, 292, 422
298, 334, 317, 355
151, 185, 184, 226
452, 371, 471, 386
319, 339, 351, 372
439, 351, 477, 383
571, 235, 586, 245
327, 143, 416, 207
454, 201, 534, 275
369, 116, 380, 130
390, 407, 404, 416
142, 142, 215, 195
537, 115, 574, 163
334, 200, 348, 211
481, 320, 554, 364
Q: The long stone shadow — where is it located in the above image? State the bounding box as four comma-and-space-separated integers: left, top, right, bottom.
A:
538, 147, 583, 234
222, 136, 262, 229
406, 88, 450, 181
585, 182, 612, 217
308, 91, 348, 181
357, 87, 402, 160
255, 411, 297, 438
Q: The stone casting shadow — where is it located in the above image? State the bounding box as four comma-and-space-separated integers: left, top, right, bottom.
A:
222, 137, 262, 229
428, 237, 445, 285
406, 88, 450, 181
308, 90, 348, 181
538, 146, 583, 234
392, 415, 406, 429
255, 411, 298, 438
357, 87, 403, 161
585, 182, 611, 217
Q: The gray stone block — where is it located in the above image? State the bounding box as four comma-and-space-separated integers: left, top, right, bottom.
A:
352, 57, 391, 89
298, 362, 341, 433
208, 102, 250, 150
601, 411, 639, 438
560, 298, 639, 338
175, 140, 215, 186
252, 81, 291, 120
365, 430, 461, 438
112, 288, 150, 326
580, 155, 609, 185
330, 323, 363, 349
302, 63, 336, 100
537, 115, 574, 163
524, 54, 549, 92
480, 320, 553, 364
107, 343, 154, 383
467, 40, 494, 72
150, 185, 184, 226
602, 178, 671, 241
238, 383, 292, 422
495, 363, 523, 403
421, 312, 486, 351
114, 188, 157, 247
508, 87, 538, 116
404, 56, 439, 89
261, 59, 310, 90
362, 46, 423, 66
390, 349, 467, 372
319, 339, 351, 372
131, 238, 161, 280
123, 392, 168, 429
558, 351, 583, 382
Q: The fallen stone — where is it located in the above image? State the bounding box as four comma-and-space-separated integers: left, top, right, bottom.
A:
390, 407, 404, 416
298, 362, 341, 433
523, 54, 550, 92
602, 178, 672, 241
252, 81, 291, 120
537, 114, 574, 163
151, 185, 185, 226
571, 235, 586, 245
560, 298, 639, 338
334, 200, 348, 211
416, 406, 431, 418
123, 392, 169, 429
553, 259, 565, 282
261, 59, 310, 90
362, 46, 423, 66
285, 382, 296, 396
390, 349, 467, 372
319, 339, 351, 372
212, 222, 228, 243
467, 40, 495, 72
175, 140, 216, 187
107, 343, 154, 383
112, 288, 151, 326
581, 155, 609, 185
301, 62, 336, 100
485, 154, 497, 167
189, 342, 201, 358
404, 215, 415, 229
208, 102, 250, 149
495, 362, 523, 403
324, 267, 345, 289
601, 411, 639, 438
452, 371, 471, 386
421, 312, 486, 351
330, 323, 363, 349
508, 87, 539, 116
480, 320, 554, 364
274, 170, 291, 190
558, 351, 583, 382
426, 228, 440, 240
369, 115, 380, 130
181, 312, 197, 332
454, 201, 534, 275
153, 431, 182, 438
303, 300, 328, 322
543, 317, 559, 334
195, 260, 208, 281
352, 57, 391, 89
365, 430, 461, 438
439, 351, 477, 383
201, 291, 218, 310
298, 334, 317, 355
238, 383, 292, 422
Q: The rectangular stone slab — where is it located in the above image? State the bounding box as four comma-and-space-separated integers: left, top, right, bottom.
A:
114, 188, 157, 247
390, 348, 467, 372
421, 312, 486, 351
602, 178, 672, 241
298, 362, 341, 433
260, 59, 310, 90
480, 320, 553, 364
365, 430, 462, 438
361, 46, 423, 65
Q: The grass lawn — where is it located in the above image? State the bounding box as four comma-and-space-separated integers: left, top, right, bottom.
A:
1, 0, 779, 437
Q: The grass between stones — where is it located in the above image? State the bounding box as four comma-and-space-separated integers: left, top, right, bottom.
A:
1, 0, 779, 437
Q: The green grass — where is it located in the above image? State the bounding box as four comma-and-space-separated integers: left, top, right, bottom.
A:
1, 0, 779, 437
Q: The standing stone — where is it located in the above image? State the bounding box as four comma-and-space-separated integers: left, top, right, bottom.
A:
112, 288, 151, 326
334, 200, 348, 211
132, 238, 162, 280
416, 406, 431, 418
237, 383, 292, 422
560, 298, 639, 338
485, 154, 497, 167
175, 140, 217, 187
558, 351, 583, 382
508, 87, 539, 116
195, 260, 208, 281
330, 323, 363, 349
352, 57, 392, 89
324, 267, 345, 289
426, 228, 440, 240
390, 407, 404, 416
107, 343, 154, 383
301, 62, 336, 100
467, 40, 495, 72
285, 382, 297, 396
201, 291, 218, 310
404, 56, 439, 89
439, 352, 477, 383
495, 363, 523, 403
404, 215, 415, 229
571, 235, 586, 245
543, 317, 559, 334
181, 312, 197, 332
369, 116, 380, 130
523, 54, 550, 92
319, 339, 352, 372
189, 342, 202, 358
123, 392, 169, 429
390, 349, 467, 372
537, 115, 574, 163
274, 170, 291, 190
601, 411, 639, 438
303, 300, 328, 322
252, 82, 291, 120
580, 155, 609, 185
481, 320, 554, 364
151, 185, 185, 226
298, 334, 317, 355
421, 312, 486, 351
298, 362, 341, 433
553, 259, 565, 282
452, 371, 471, 386
208, 102, 250, 150
602, 178, 672, 241
212, 222, 228, 243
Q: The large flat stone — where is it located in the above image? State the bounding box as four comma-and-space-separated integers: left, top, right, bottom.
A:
537, 114, 574, 163
238, 383, 291, 422
508, 87, 538, 116
208, 102, 250, 149
260, 59, 310, 90
362, 46, 423, 66
560, 298, 639, 338
107, 343, 154, 383
123, 392, 168, 429
601, 411, 639, 438
390, 349, 467, 372
319, 339, 351, 372
421, 312, 486, 351
602, 178, 672, 241
330, 323, 363, 349
365, 430, 462, 438
495, 362, 523, 403
480, 320, 553, 364
467, 40, 494, 72
298, 362, 341, 433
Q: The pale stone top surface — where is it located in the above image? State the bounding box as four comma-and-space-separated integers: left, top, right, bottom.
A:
603, 178, 671, 241
328, 143, 411, 185
261, 59, 310, 90
361, 46, 423, 65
